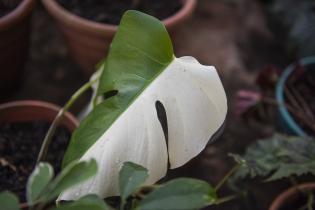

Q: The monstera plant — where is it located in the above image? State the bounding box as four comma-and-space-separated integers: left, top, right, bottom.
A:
36, 10, 227, 201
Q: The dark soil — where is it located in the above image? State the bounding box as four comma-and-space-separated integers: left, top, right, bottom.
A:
285, 63, 315, 136
0, 0, 20, 17
57, 0, 182, 25
279, 191, 315, 210
0, 121, 71, 202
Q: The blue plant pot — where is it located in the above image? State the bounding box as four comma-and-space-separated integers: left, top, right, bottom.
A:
275, 56, 315, 137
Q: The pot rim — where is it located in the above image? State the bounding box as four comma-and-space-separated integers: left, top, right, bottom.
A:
0, 100, 79, 131
269, 182, 315, 210
275, 55, 315, 137
41, 0, 197, 36
0, 0, 35, 30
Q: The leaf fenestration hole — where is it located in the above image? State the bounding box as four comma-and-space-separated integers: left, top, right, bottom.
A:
155, 101, 170, 167
155, 101, 168, 143
102, 90, 118, 100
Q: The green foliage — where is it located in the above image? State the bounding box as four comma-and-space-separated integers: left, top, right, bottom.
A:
117, 163, 218, 210
230, 134, 315, 181
0, 160, 98, 209
0, 192, 19, 210
41, 159, 98, 202
1, 161, 221, 210
119, 162, 148, 204
62, 10, 174, 168
52, 194, 112, 210
137, 178, 217, 210
26, 162, 54, 204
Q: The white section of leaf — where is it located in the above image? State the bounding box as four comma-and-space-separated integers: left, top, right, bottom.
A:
59, 56, 227, 200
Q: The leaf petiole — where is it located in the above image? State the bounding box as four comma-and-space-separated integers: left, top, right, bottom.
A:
214, 194, 238, 205
36, 76, 100, 164
215, 164, 241, 191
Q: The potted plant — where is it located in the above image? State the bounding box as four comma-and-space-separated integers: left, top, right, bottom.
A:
270, 183, 315, 210
41, 0, 197, 76
229, 134, 315, 210
0, 10, 233, 210
0, 0, 35, 98
235, 56, 315, 137
0, 100, 79, 203
275, 56, 315, 137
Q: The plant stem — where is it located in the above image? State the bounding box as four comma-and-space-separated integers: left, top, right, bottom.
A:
215, 164, 240, 191
36, 77, 99, 164
214, 194, 237, 205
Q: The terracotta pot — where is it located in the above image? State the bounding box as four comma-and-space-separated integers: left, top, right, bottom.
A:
0, 100, 79, 132
42, 0, 197, 76
269, 183, 315, 210
0, 0, 36, 95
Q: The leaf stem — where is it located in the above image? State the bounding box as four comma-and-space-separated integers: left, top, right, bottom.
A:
36, 77, 99, 164
214, 194, 238, 205
215, 164, 240, 191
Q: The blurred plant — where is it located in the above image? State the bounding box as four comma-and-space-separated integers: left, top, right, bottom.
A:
230, 134, 315, 181
235, 63, 315, 134
229, 134, 315, 210
235, 65, 281, 122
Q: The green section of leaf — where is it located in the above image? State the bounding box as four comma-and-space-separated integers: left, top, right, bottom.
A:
137, 178, 217, 210
52, 194, 112, 210
119, 162, 148, 202
230, 134, 315, 182
41, 159, 97, 202
0, 191, 20, 210
62, 10, 174, 168
26, 162, 54, 204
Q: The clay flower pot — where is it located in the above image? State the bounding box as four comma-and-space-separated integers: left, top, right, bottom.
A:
0, 0, 36, 96
0, 100, 79, 131
42, 0, 197, 76
269, 183, 315, 210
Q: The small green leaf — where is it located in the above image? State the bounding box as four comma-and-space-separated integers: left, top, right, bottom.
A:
41, 159, 97, 202
230, 134, 315, 182
267, 162, 315, 181
137, 178, 217, 210
52, 194, 112, 210
119, 162, 148, 202
0, 191, 20, 210
26, 162, 54, 204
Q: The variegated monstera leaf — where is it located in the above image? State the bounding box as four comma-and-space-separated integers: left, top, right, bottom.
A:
60, 10, 227, 200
